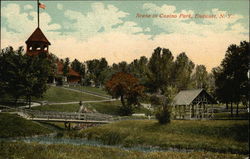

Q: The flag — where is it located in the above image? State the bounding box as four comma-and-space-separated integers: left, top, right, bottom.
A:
39, 2, 46, 9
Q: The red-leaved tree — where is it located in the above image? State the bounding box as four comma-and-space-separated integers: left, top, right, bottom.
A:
105, 72, 144, 115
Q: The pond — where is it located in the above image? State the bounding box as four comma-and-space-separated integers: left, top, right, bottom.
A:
0, 135, 196, 153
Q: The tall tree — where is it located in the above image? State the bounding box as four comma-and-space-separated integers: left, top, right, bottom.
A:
213, 66, 233, 112
191, 65, 209, 90
0, 46, 52, 107
213, 41, 249, 116
172, 52, 194, 91
221, 41, 249, 115
71, 59, 85, 80
147, 47, 174, 93
86, 58, 109, 87
62, 58, 70, 76
128, 56, 149, 85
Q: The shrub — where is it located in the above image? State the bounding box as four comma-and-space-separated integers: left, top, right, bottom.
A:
155, 106, 171, 124
118, 104, 134, 116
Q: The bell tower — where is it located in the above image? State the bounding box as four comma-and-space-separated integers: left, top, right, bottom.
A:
25, 27, 51, 56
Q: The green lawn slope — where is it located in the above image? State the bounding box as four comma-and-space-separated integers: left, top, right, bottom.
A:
0, 113, 52, 138
34, 86, 105, 103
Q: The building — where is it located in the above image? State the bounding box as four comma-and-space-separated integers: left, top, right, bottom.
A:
25, 27, 81, 85
172, 89, 217, 119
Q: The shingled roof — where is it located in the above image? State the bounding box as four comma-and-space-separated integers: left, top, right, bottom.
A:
173, 89, 216, 106
56, 61, 81, 77
25, 27, 51, 45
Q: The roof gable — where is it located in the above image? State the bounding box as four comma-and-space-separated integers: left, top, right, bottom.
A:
173, 89, 203, 105
25, 27, 51, 45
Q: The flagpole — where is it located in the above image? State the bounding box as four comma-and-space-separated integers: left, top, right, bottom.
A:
37, 0, 40, 28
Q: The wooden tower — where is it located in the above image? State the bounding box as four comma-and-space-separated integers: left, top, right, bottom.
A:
25, 27, 51, 56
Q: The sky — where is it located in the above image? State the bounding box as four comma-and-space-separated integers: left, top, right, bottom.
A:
1, 0, 249, 71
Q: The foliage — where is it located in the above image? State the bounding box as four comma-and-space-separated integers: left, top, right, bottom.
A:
71, 59, 85, 79
213, 41, 249, 115
147, 47, 174, 93
172, 52, 195, 91
191, 65, 209, 90
86, 58, 109, 87
0, 113, 52, 138
0, 46, 52, 106
105, 72, 144, 116
155, 107, 171, 124
62, 58, 70, 76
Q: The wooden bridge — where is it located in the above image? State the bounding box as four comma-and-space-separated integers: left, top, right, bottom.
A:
20, 109, 114, 124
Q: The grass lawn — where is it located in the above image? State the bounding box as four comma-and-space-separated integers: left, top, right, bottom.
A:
0, 142, 247, 159
69, 85, 109, 97
34, 86, 104, 102
32, 104, 80, 112
0, 113, 52, 138
31, 100, 150, 115
213, 112, 249, 120
66, 120, 249, 154
86, 100, 150, 115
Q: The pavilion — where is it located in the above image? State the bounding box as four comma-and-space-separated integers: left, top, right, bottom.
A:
172, 89, 217, 119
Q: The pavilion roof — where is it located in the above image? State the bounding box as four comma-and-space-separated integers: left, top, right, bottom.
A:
25, 27, 51, 45
173, 89, 217, 106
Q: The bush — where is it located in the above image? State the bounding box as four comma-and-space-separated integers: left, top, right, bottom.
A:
118, 104, 134, 116
155, 106, 171, 124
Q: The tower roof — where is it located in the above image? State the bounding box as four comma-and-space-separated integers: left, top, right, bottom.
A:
25, 27, 51, 45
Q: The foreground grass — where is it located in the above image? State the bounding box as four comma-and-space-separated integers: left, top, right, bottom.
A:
34, 86, 104, 102
32, 104, 80, 112
66, 120, 249, 154
0, 142, 247, 159
0, 113, 52, 138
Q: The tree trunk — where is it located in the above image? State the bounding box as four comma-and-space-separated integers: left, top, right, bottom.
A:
236, 103, 239, 117
120, 95, 125, 107
29, 96, 31, 109
230, 102, 233, 117
226, 102, 228, 109
14, 98, 18, 107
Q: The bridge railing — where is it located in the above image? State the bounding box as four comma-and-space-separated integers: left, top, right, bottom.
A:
21, 109, 113, 121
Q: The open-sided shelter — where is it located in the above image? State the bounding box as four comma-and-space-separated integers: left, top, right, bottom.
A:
172, 89, 217, 119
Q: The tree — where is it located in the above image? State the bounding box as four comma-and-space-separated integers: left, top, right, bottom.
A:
112, 61, 129, 73
0, 46, 52, 107
128, 56, 149, 86
71, 59, 85, 82
172, 52, 195, 91
191, 65, 209, 90
24, 53, 53, 108
86, 58, 109, 87
0, 46, 26, 104
153, 86, 174, 124
62, 58, 70, 76
147, 47, 174, 93
213, 66, 233, 112
105, 72, 144, 115
213, 41, 249, 116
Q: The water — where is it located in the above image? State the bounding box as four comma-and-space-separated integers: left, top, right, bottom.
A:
0, 136, 192, 153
